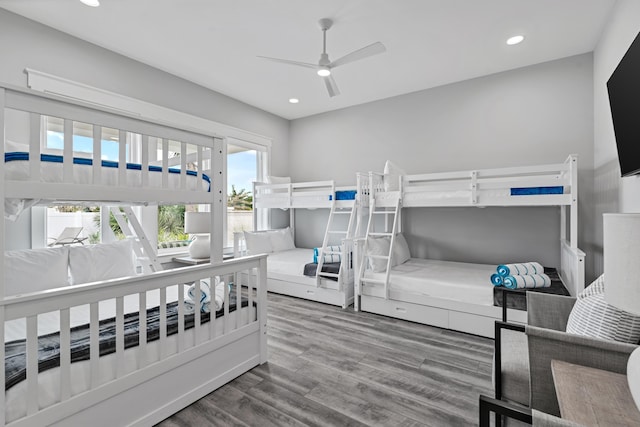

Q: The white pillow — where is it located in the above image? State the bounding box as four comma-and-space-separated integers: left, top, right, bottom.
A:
383, 160, 405, 191
4, 246, 70, 295
367, 236, 391, 273
566, 275, 640, 344
392, 233, 411, 266
243, 231, 273, 255
266, 176, 291, 184
270, 227, 295, 252
69, 239, 136, 285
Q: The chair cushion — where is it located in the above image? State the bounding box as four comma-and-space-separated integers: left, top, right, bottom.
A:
566, 275, 640, 344
498, 328, 530, 406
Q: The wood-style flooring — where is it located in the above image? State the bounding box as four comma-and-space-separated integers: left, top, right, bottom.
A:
157, 293, 494, 426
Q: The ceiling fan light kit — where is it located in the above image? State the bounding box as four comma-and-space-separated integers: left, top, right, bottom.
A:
259, 18, 386, 97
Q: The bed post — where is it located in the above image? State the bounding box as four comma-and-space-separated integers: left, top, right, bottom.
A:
0, 87, 6, 427
211, 137, 225, 263
569, 154, 578, 249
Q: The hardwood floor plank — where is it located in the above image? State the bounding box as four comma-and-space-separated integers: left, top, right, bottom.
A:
247, 380, 369, 427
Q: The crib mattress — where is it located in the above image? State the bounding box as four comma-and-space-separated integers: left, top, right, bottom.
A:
362, 258, 496, 306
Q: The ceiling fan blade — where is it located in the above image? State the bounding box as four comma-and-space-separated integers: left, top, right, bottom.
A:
257, 56, 318, 70
324, 75, 340, 97
330, 42, 386, 68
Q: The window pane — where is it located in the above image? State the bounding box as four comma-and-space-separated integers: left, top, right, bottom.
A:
227, 145, 256, 247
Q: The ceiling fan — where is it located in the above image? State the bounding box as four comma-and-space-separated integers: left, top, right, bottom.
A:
258, 18, 386, 97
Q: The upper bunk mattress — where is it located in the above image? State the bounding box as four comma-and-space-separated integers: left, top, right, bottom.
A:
362, 258, 496, 306
4, 152, 211, 219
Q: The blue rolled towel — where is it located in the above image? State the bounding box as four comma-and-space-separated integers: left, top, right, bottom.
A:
503, 274, 551, 289
313, 246, 341, 264
497, 262, 543, 277
491, 274, 504, 286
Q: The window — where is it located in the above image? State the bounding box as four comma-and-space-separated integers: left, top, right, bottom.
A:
227, 143, 257, 247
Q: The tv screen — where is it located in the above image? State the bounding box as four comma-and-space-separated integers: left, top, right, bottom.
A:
607, 30, 640, 177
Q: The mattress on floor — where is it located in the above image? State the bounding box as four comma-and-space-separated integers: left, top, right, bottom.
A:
362, 258, 497, 306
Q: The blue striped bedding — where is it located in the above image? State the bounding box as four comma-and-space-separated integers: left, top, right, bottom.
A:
5, 152, 211, 191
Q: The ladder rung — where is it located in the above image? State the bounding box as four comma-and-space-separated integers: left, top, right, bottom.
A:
372, 211, 394, 214
369, 232, 392, 236
323, 251, 342, 255
361, 278, 386, 284
328, 231, 347, 234
334, 211, 352, 215
367, 255, 389, 259
318, 272, 339, 278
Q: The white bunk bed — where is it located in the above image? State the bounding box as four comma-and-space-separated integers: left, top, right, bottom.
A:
234, 177, 367, 308
1, 84, 268, 426
355, 156, 585, 338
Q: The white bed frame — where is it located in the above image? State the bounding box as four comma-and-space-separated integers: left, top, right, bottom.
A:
236, 178, 368, 308
355, 155, 585, 338
1, 84, 268, 426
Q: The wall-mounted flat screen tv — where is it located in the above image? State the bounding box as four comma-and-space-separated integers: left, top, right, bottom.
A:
607, 30, 640, 177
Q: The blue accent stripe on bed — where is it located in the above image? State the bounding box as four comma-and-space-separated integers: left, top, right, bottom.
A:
510, 186, 563, 196
5, 152, 211, 190
335, 190, 357, 200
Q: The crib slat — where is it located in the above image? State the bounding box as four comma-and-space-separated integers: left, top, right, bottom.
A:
138, 291, 147, 369
248, 268, 255, 323
180, 141, 187, 190
63, 119, 73, 183
90, 302, 100, 389
119, 130, 127, 186
141, 135, 149, 188
193, 280, 201, 345
60, 308, 71, 401
26, 315, 38, 415
159, 286, 167, 359
197, 145, 203, 183
29, 113, 41, 181
93, 125, 102, 184
162, 138, 169, 189
235, 272, 241, 328
223, 275, 230, 334
178, 284, 185, 353
209, 279, 216, 340
116, 296, 125, 378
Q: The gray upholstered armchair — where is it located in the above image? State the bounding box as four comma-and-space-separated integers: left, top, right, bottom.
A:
480, 292, 638, 425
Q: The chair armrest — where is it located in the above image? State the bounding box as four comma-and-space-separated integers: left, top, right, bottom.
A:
527, 325, 637, 416
531, 409, 585, 427
479, 394, 532, 427
527, 293, 576, 331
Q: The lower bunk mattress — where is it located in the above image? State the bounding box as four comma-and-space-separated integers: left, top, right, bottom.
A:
361, 258, 497, 306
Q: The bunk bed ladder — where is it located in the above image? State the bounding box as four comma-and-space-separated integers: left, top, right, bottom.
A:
316, 202, 356, 287
358, 195, 401, 300
109, 206, 163, 273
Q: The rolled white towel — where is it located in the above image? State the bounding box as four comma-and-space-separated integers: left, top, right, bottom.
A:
503, 274, 551, 289
497, 262, 544, 277
185, 278, 226, 312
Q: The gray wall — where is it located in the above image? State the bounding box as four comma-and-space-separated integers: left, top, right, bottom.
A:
290, 54, 595, 282
592, 0, 640, 279
0, 9, 290, 248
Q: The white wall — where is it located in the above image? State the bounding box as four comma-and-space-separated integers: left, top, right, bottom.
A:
290, 54, 595, 281
592, 0, 640, 279
0, 9, 290, 249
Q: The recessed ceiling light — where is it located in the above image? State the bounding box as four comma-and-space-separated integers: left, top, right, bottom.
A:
289, 98, 299, 104
506, 35, 525, 46
80, 0, 100, 7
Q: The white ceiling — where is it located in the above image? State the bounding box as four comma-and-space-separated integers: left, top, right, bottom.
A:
0, 0, 616, 120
